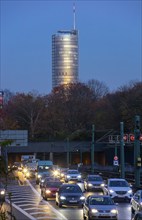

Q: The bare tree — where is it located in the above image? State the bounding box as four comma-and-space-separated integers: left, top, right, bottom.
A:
87, 79, 109, 100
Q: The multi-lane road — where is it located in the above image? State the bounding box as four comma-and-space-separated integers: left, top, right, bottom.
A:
1, 171, 134, 220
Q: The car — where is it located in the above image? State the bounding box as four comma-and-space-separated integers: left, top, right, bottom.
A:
41, 181, 62, 200
0, 182, 6, 202
12, 162, 21, 170
39, 173, 53, 188
24, 170, 35, 179
65, 169, 82, 182
106, 178, 133, 202
84, 174, 105, 192
131, 190, 142, 214
132, 211, 142, 220
55, 183, 85, 208
83, 195, 118, 220
40, 175, 60, 188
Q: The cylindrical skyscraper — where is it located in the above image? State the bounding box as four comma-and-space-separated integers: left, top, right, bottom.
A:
52, 29, 79, 89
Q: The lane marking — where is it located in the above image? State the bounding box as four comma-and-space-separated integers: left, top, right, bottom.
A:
14, 201, 38, 204
29, 212, 53, 215
24, 207, 45, 211
19, 203, 38, 207
27, 180, 68, 220
36, 216, 59, 220
6, 198, 36, 220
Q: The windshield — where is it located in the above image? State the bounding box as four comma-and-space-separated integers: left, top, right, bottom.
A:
60, 185, 82, 193
38, 165, 52, 172
109, 180, 129, 187
88, 176, 103, 181
67, 170, 79, 174
90, 197, 114, 205
46, 182, 62, 188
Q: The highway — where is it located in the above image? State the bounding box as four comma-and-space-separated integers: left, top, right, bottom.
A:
1, 171, 133, 220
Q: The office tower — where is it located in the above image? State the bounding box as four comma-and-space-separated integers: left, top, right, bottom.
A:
52, 6, 79, 89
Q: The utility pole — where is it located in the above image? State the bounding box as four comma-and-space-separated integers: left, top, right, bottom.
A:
134, 115, 141, 188
120, 122, 125, 179
114, 137, 118, 156
91, 124, 95, 174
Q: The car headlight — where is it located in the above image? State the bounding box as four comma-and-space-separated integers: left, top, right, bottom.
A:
101, 183, 105, 187
78, 175, 81, 178
53, 170, 59, 176
26, 172, 30, 177
80, 196, 85, 200
0, 190, 5, 195
61, 173, 64, 177
46, 190, 51, 194
38, 174, 41, 178
109, 189, 114, 193
128, 189, 132, 194
67, 175, 70, 178
88, 183, 93, 186
23, 168, 27, 173
111, 209, 118, 214
60, 196, 66, 200
41, 179, 44, 183
91, 209, 98, 213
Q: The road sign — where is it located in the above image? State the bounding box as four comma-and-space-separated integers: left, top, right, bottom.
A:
114, 156, 118, 161
113, 160, 119, 166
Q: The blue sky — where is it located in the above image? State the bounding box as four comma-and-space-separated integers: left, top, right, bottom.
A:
1, 0, 141, 95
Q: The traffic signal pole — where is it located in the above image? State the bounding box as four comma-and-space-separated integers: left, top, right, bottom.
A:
91, 124, 95, 174
134, 115, 141, 188
120, 122, 125, 179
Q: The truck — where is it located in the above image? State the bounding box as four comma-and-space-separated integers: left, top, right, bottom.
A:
36, 160, 53, 184
21, 155, 36, 162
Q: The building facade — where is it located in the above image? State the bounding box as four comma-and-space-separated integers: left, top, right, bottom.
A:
52, 30, 79, 89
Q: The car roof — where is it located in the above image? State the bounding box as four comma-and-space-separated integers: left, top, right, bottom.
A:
60, 183, 79, 187
88, 174, 101, 177
108, 178, 126, 181
67, 169, 79, 171
88, 195, 112, 199
45, 181, 62, 185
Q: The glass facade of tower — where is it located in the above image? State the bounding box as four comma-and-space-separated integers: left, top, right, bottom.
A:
52, 30, 79, 88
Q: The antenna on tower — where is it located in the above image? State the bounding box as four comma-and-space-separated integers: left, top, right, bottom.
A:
73, 3, 76, 30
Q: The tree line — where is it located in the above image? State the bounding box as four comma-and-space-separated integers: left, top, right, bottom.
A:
0, 80, 142, 142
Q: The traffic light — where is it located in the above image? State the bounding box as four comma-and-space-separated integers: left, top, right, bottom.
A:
139, 134, 142, 141
136, 157, 141, 167
129, 134, 135, 142
123, 134, 128, 142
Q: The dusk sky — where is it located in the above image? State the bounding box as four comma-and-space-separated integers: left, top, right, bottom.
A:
1, 0, 141, 95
